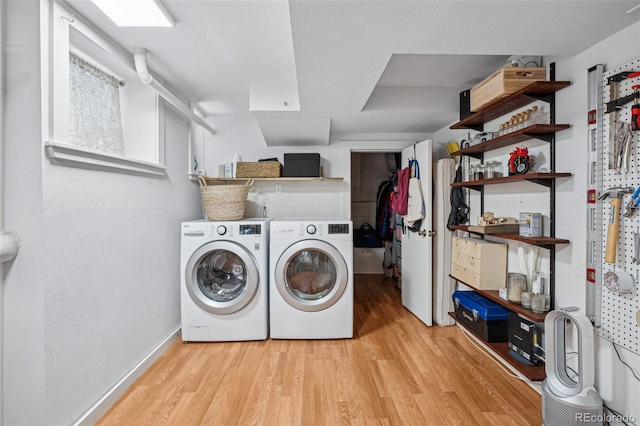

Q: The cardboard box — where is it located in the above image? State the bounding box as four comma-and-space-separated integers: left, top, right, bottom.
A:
471, 66, 546, 112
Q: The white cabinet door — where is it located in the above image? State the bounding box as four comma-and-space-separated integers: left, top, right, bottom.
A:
401, 140, 433, 326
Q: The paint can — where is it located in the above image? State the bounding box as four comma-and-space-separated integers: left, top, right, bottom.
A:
519, 212, 542, 237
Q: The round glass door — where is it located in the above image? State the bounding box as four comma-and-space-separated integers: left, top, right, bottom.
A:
185, 240, 259, 314
275, 240, 348, 312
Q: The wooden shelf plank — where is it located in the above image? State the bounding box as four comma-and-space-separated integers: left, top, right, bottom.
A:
448, 312, 546, 381
204, 177, 343, 184
449, 276, 549, 322
449, 124, 571, 156
450, 225, 570, 248
451, 172, 571, 189
450, 81, 571, 130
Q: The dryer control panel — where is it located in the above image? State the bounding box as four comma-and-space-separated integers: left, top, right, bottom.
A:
328, 224, 349, 234
240, 224, 262, 235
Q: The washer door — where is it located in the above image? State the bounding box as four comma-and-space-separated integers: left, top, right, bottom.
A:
275, 240, 348, 312
185, 240, 259, 315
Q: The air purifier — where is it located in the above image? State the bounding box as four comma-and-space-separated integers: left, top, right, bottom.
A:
542, 307, 603, 425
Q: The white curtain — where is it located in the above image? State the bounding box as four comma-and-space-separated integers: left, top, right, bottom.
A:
69, 53, 125, 155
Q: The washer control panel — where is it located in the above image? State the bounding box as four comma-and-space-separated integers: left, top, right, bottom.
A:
329, 224, 350, 234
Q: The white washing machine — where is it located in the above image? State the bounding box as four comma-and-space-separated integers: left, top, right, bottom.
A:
269, 218, 353, 339
180, 219, 269, 342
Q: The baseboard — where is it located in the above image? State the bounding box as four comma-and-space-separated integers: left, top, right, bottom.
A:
73, 326, 181, 425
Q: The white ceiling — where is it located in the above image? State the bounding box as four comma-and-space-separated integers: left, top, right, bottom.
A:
64, 0, 640, 145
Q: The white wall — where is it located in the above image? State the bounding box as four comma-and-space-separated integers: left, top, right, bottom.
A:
201, 114, 421, 221
3, 1, 46, 423
2, 3, 202, 425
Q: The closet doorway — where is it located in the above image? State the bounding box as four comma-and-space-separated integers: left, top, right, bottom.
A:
350, 152, 401, 276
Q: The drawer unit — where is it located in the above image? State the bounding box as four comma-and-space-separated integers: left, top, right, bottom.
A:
451, 236, 507, 290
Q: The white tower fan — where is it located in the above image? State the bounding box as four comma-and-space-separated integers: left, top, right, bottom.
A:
542, 307, 603, 425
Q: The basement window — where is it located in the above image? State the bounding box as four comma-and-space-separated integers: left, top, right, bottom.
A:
44, 1, 166, 176
68, 52, 125, 155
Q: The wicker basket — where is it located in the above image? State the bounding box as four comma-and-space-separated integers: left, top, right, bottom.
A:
198, 176, 253, 221
236, 161, 282, 178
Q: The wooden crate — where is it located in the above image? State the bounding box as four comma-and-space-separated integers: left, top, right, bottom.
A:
451, 236, 507, 290
470, 66, 546, 112
236, 161, 282, 178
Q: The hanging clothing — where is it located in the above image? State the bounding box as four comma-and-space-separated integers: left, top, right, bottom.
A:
404, 159, 425, 231
391, 167, 410, 216
376, 179, 395, 242
447, 163, 469, 229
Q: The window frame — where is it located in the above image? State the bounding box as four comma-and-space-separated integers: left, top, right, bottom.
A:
43, 1, 166, 176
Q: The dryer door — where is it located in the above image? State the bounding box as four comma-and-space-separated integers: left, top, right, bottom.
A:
274, 240, 348, 312
185, 240, 259, 314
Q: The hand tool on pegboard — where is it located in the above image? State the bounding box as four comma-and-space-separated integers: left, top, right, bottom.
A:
633, 228, 640, 264
624, 186, 640, 217
605, 71, 640, 170
618, 122, 633, 173
605, 71, 640, 114
632, 83, 640, 131
598, 186, 634, 263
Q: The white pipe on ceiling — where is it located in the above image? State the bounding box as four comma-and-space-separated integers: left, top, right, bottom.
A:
133, 49, 216, 135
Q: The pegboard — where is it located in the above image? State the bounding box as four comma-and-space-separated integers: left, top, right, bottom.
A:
597, 57, 640, 355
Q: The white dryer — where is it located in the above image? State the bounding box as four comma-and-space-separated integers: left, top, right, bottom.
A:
180, 219, 269, 342
269, 218, 353, 339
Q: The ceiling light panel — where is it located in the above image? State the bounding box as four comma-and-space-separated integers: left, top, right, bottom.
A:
90, 0, 175, 27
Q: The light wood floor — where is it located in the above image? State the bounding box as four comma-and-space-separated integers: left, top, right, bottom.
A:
97, 274, 542, 425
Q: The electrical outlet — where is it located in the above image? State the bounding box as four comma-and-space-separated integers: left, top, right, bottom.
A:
275, 184, 282, 194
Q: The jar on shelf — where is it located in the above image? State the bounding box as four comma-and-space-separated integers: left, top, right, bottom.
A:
507, 273, 527, 304
537, 105, 549, 124
531, 293, 546, 313
470, 163, 484, 180
485, 161, 502, 179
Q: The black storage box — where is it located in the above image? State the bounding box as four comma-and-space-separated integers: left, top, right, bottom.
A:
508, 312, 541, 365
452, 291, 509, 342
354, 223, 381, 248
459, 89, 473, 120
283, 153, 321, 177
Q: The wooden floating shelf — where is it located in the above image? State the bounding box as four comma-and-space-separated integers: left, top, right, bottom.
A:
204, 177, 344, 184
450, 225, 570, 248
449, 124, 571, 157
450, 81, 571, 130
448, 275, 548, 322
451, 172, 572, 190
448, 313, 546, 381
